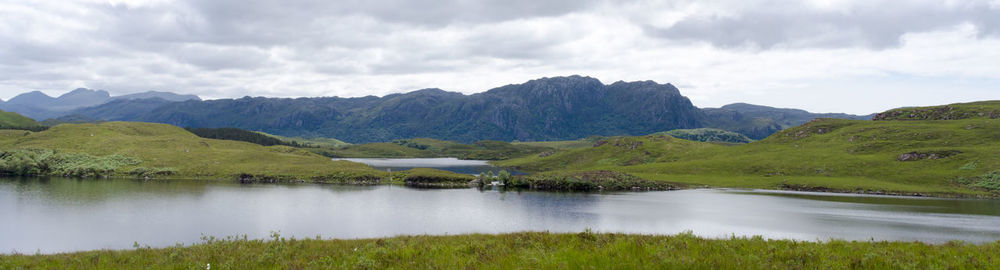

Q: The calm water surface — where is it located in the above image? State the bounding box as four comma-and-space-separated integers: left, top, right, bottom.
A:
332, 157, 519, 174
2, 177, 1000, 254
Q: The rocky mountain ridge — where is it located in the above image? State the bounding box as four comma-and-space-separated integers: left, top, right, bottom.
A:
11, 76, 871, 143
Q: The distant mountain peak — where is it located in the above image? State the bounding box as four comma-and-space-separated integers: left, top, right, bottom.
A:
112, 91, 201, 102
525, 75, 601, 85
64, 88, 109, 95
6, 91, 55, 105
0, 88, 199, 120
404, 88, 462, 96
58, 88, 111, 101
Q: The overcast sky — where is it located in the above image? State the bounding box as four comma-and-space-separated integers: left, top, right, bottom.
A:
1, 0, 998, 114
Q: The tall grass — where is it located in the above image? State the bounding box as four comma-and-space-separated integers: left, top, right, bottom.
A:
3, 232, 998, 269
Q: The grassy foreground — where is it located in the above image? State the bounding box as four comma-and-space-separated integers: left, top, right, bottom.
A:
2, 232, 998, 269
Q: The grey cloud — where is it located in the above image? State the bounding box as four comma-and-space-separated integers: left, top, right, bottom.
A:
647, 1, 1000, 49
3, 0, 1000, 113
95, 0, 597, 48
189, 0, 597, 27
170, 44, 272, 70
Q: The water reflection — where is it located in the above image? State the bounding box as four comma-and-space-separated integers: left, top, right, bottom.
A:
332, 157, 522, 175
2, 178, 1000, 254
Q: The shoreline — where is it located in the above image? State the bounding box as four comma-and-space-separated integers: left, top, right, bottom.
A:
4, 174, 996, 199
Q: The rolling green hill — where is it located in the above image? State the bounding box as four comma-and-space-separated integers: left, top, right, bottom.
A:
0, 122, 381, 182
703, 103, 873, 140
873, 100, 1000, 120
0, 110, 45, 131
499, 102, 1000, 196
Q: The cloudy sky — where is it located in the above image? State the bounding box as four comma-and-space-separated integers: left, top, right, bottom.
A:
1, 0, 998, 114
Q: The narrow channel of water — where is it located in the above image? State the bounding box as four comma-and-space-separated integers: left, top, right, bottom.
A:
332, 157, 520, 174
2, 177, 999, 254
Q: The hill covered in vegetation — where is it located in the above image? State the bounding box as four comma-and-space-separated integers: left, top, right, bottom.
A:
498, 101, 1000, 197
0, 110, 46, 131
316, 138, 552, 160
185, 127, 304, 147
0, 122, 380, 182
873, 101, 1000, 121
703, 103, 873, 140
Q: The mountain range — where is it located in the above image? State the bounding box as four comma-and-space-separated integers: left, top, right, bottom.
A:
704, 103, 873, 140
0, 89, 200, 120
4, 76, 871, 143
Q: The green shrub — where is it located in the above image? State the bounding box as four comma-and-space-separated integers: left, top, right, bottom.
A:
401, 168, 474, 186
497, 170, 512, 185
959, 161, 979, 170
0, 149, 141, 177
973, 171, 1000, 191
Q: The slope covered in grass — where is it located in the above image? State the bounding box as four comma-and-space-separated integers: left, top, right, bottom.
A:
512, 136, 604, 150
256, 131, 350, 147
499, 115, 1000, 196
873, 100, 1000, 120
0, 110, 45, 131
0, 122, 381, 181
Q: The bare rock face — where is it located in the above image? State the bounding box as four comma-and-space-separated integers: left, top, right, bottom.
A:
897, 151, 962, 161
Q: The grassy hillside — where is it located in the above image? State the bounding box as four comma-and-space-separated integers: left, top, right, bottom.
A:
257, 131, 350, 147
318, 138, 552, 160
0, 122, 381, 181
512, 136, 603, 150
186, 127, 296, 147
4, 232, 999, 269
873, 100, 1000, 120
499, 116, 1000, 196
703, 103, 872, 140
0, 110, 45, 131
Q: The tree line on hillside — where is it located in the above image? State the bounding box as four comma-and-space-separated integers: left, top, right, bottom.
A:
184, 127, 308, 148
0, 124, 47, 132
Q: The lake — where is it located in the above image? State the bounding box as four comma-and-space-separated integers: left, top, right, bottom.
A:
2, 177, 1000, 254
332, 157, 520, 175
